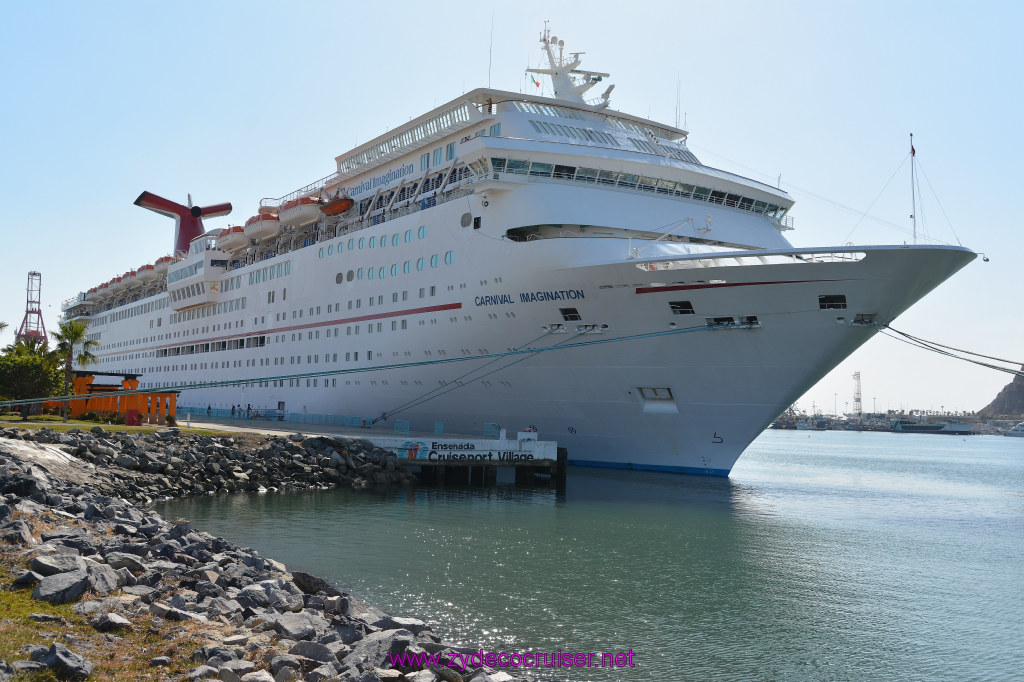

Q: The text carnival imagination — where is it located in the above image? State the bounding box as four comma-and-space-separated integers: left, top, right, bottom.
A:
474, 289, 585, 307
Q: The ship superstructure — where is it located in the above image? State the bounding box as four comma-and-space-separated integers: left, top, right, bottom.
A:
61, 28, 974, 475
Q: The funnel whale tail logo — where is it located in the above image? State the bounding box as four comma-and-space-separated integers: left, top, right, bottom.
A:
135, 191, 232, 255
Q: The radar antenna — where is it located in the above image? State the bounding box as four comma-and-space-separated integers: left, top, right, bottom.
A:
526, 26, 613, 109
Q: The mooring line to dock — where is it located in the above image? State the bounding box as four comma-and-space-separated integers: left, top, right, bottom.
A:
881, 326, 1023, 377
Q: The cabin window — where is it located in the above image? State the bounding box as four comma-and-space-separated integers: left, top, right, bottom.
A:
669, 301, 695, 315
444, 251, 454, 265
392, 234, 400, 246
433, 148, 442, 165
819, 295, 847, 310
420, 153, 429, 171
417, 257, 425, 271
431, 254, 439, 268
445, 142, 456, 161
418, 225, 427, 239
368, 236, 375, 248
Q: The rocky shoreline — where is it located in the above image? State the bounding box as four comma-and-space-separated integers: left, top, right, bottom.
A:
0, 426, 536, 682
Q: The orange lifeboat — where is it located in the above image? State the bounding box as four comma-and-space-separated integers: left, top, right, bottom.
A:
244, 213, 281, 241
278, 196, 322, 227
109, 276, 124, 293
137, 263, 157, 282
122, 270, 138, 287
217, 225, 247, 251
321, 194, 354, 217
153, 256, 173, 276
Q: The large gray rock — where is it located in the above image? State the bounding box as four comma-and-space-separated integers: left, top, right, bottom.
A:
38, 643, 94, 679
32, 569, 90, 603
86, 562, 123, 594
305, 663, 341, 682
273, 611, 328, 641
104, 551, 147, 573
373, 615, 430, 636
0, 519, 33, 545
291, 571, 342, 597
93, 612, 132, 631
288, 640, 336, 664
240, 671, 275, 682
218, 659, 256, 676
270, 655, 300, 676
344, 629, 415, 668
28, 553, 87, 577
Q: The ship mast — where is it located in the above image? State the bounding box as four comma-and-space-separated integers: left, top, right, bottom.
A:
526, 26, 614, 109
910, 133, 917, 245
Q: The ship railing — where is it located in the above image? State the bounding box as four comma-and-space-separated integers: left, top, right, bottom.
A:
260, 171, 341, 209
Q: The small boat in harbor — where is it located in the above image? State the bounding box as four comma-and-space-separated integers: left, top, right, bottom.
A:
890, 419, 976, 435
1003, 422, 1024, 437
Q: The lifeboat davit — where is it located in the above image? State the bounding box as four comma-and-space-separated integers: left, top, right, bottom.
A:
122, 270, 138, 287
321, 194, 354, 217
217, 225, 248, 251
278, 196, 322, 227
108, 276, 124, 293
244, 213, 281, 241
153, 256, 173, 276
137, 263, 157, 282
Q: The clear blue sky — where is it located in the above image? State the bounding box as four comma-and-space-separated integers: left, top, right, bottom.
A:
1, 0, 1020, 415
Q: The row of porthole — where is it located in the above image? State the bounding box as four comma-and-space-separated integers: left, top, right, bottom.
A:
318, 225, 427, 259
334, 251, 455, 283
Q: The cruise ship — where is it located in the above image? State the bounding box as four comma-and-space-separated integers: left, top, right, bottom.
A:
61, 29, 975, 475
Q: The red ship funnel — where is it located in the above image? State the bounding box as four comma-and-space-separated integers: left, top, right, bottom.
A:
134, 191, 232, 255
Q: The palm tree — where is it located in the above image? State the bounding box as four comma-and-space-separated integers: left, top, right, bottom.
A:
51, 320, 99, 422
3, 335, 48, 357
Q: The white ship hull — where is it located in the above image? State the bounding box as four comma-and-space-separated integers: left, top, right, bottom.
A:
75, 188, 972, 475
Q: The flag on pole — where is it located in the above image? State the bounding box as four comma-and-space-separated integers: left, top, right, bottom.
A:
530, 75, 540, 88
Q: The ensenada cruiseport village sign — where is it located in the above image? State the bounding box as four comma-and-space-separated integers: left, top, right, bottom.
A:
364, 432, 557, 462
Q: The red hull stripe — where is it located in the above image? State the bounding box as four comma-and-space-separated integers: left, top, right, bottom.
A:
635, 279, 838, 294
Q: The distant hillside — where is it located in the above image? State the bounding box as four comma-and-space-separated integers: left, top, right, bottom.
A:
979, 369, 1024, 417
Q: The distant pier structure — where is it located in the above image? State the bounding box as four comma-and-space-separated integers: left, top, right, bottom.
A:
16, 271, 47, 347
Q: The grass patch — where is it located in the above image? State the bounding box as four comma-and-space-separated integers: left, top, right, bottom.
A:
0, 422, 221, 437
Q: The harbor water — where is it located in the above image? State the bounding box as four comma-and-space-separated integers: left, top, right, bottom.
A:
158, 430, 1024, 681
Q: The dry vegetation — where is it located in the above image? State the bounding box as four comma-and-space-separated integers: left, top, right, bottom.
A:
0, 510, 249, 680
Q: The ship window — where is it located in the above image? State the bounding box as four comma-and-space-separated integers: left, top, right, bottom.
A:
431, 254, 439, 268
693, 186, 710, 199
358, 237, 365, 249
368, 267, 376, 280
560, 308, 582, 321
638, 387, 673, 401
709, 190, 727, 205
444, 251, 454, 265
418, 225, 427, 239
391, 264, 398, 277
639, 176, 657, 191
433, 148, 442, 165
417, 257, 425, 271
575, 167, 599, 183
490, 158, 506, 172
597, 170, 619, 185
348, 238, 355, 250
669, 300, 695, 315
819, 295, 847, 310
404, 229, 413, 243
357, 268, 364, 280
506, 159, 529, 174
529, 162, 553, 177
420, 153, 429, 171
617, 173, 639, 188
379, 266, 386, 279
445, 141, 455, 161
725, 193, 741, 207
392, 234, 400, 246
403, 261, 411, 274
368, 236, 375, 248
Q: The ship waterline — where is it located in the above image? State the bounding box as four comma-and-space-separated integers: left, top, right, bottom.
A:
60, 29, 974, 475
